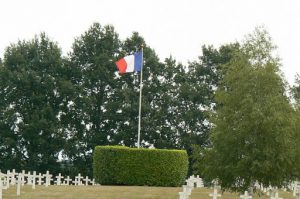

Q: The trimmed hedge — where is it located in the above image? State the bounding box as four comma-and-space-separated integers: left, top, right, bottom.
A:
93, 146, 188, 186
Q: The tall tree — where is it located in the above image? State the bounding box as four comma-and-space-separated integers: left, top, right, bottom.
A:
0, 65, 20, 170
188, 44, 240, 175
202, 27, 298, 191
290, 76, 300, 178
63, 23, 121, 176
1, 33, 64, 173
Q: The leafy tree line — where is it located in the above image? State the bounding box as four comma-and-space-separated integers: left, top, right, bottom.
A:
192, 27, 300, 191
0, 23, 215, 176
1, 23, 299, 188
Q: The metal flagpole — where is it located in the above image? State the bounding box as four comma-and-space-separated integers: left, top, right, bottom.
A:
137, 45, 144, 148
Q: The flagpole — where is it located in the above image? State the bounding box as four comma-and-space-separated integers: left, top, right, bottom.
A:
137, 45, 144, 148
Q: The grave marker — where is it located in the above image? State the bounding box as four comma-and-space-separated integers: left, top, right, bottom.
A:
91, 178, 96, 186
37, 173, 43, 185
43, 171, 53, 187
182, 185, 192, 196
179, 191, 188, 199
270, 191, 282, 199
83, 176, 90, 186
26, 171, 33, 185
5, 170, 10, 189
296, 186, 300, 199
64, 176, 72, 186
16, 174, 24, 196
10, 169, 16, 185
74, 173, 83, 186
55, 173, 64, 185
32, 171, 37, 189
0, 176, 9, 199
240, 191, 252, 199
21, 170, 26, 186
209, 188, 221, 199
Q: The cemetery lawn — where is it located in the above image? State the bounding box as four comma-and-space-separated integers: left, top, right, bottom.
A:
2, 186, 294, 199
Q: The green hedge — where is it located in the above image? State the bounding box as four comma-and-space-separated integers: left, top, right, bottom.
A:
93, 146, 188, 186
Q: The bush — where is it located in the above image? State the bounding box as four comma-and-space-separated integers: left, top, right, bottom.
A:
93, 146, 188, 186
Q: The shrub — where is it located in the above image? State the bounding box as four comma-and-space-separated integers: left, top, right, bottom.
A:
93, 146, 188, 186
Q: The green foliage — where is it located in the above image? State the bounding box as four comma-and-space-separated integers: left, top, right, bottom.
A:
290, 76, 300, 177
0, 22, 212, 176
201, 27, 298, 191
1, 33, 64, 173
59, 23, 122, 177
93, 146, 188, 186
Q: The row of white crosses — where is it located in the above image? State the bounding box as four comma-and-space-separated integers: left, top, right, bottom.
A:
260, 182, 300, 199
179, 175, 204, 199
0, 169, 98, 198
296, 186, 300, 199
292, 182, 300, 199
246, 183, 285, 199
1, 170, 96, 186
178, 178, 254, 199
290, 181, 300, 198
254, 181, 300, 199
204, 179, 294, 199
182, 177, 300, 199
207, 181, 254, 199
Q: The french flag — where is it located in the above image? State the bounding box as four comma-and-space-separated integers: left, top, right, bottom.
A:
115, 51, 143, 74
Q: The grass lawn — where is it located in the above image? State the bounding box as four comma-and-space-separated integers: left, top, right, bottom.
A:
2, 185, 294, 199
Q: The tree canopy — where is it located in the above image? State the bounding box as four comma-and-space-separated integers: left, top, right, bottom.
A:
0, 23, 215, 176
0, 24, 298, 185
198, 27, 299, 191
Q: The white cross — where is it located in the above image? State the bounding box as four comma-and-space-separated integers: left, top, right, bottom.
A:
209, 188, 221, 199
91, 178, 95, 186
254, 181, 260, 190
16, 174, 24, 196
270, 192, 282, 199
179, 191, 187, 199
10, 169, 16, 185
266, 186, 273, 196
186, 175, 204, 188
26, 171, 33, 185
55, 173, 64, 185
37, 173, 43, 185
240, 191, 252, 199
0, 178, 3, 199
31, 171, 37, 189
5, 170, 10, 189
64, 176, 72, 186
74, 173, 83, 186
21, 170, 26, 186
263, 187, 267, 193
43, 171, 53, 187
182, 185, 192, 196
83, 176, 90, 186
282, 187, 287, 192
0, 176, 9, 199
195, 176, 204, 188
186, 179, 194, 187
295, 186, 300, 199
293, 183, 299, 197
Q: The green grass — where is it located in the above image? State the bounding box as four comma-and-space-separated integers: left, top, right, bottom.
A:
2, 186, 294, 199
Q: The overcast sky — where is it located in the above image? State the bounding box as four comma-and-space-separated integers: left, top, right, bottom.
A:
1, 0, 300, 84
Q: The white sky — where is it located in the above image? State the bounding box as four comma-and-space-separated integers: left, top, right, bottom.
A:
1, 0, 300, 84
